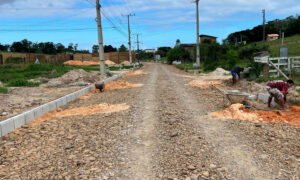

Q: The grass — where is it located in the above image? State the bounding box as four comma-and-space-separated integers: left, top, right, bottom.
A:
247, 34, 300, 57
0, 87, 8, 94
7, 78, 40, 87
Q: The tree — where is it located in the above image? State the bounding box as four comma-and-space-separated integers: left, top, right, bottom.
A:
104, 45, 117, 52
56, 43, 65, 53
67, 43, 74, 52
156, 47, 171, 57
118, 44, 128, 52
10, 42, 23, 52
92, 45, 99, 53
167, 46, 190, 64
0, 44, 9, 51
42, 42, 56, 55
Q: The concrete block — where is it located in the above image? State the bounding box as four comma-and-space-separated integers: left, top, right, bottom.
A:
258, 93, 278, 107
0, 125, 2, 138
54, 98, 62, 108
13, 114, 26, 129
61, 97, 67, 106
48, 101, 57, 112
24, 110, 35, 124
66, 94, 72, 103
247, 95, 257, 101
41, 104, 50, 115
0, 118, 15, 136
33, 106, 43, 119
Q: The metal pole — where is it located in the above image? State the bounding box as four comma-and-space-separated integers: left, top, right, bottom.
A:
195, 0, 200, 67
96, 0, 106, 76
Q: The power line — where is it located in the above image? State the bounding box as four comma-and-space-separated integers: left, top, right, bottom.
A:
0, 27, 115, 32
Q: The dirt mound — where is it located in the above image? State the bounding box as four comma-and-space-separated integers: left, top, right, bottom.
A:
207, 68, 230, 76
29, 103, 130, 126
105, 80, 144, 91
189, 79, 224, 88
46, 69, 101, 87
210, 104, 300, 126
105, 60, 116, 65
123, 70, 146, 77
64, 60, 99, 66
121, 61, 131, 66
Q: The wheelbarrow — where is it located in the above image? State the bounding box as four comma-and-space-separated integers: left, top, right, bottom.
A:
213, 86, 250, 106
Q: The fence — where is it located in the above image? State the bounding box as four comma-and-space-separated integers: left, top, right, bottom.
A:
0, 52, 136, 65
0, 52, 72, 64
254, 56, 300, 80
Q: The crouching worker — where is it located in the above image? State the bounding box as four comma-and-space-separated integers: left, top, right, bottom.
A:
231, 66, 244, 85
266, 79, 294, 109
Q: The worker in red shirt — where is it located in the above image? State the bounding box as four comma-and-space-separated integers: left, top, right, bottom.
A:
266, 79, 294, 109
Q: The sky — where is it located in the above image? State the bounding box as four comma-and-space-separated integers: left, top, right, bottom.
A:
0, 0, 299, 51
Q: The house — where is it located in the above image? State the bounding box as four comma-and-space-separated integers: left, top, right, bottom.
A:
200, 35, 217, 43
180, 44, 196, 59
144, 49, 155, 53
267, 34, 279, 41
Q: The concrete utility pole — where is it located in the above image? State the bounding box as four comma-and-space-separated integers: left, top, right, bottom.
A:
96, 0, 106, 75
195, 0, 200, 67
262, 9, 266, 42
123, 13, 135, 64
136, 33, 140, 52
282, 32, 285, 45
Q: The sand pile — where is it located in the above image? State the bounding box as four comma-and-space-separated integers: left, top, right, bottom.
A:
79, 89, 100, 100
121, 61, 131, 66
105, 60, 116, 65
105, 80, 143, 91
210, 104, 300, 126
64, 60, 99, 66
29, 103, 130, 126
123, 70, 146, 77
189, 79, 224, 88
207, 68, 230, 76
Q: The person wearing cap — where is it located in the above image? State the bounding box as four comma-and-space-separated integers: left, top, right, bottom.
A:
231, 66, 244, 85
266, 79, 294, 109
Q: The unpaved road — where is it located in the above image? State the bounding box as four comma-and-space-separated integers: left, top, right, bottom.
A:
0, 63, 299, 180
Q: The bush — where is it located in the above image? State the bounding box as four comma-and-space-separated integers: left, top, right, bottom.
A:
0, 87, 8, 94
8, 78, 40, 87
167, 47, 190, 64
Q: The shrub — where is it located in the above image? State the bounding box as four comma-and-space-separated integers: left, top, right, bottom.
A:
8, 78, 40, 87
167, 47, 190, 64
0, 87, 8, 94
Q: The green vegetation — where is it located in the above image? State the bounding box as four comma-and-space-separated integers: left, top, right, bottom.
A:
7, 78, 40, 87
0, 87, 8, 94
167, 46, 190, 64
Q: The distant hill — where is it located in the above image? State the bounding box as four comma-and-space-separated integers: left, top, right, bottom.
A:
225, 15, 300, 44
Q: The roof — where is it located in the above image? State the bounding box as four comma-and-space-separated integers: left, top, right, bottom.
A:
200, 35, 217, 38
180, 44, 196, 47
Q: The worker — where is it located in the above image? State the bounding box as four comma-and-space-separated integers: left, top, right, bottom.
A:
231, 66, 244, 85
266, 79, 294, 109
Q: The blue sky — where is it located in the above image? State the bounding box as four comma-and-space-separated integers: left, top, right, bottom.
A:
0, 0, 299, 51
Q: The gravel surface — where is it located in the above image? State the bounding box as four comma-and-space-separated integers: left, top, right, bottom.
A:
0, 63, 299, 179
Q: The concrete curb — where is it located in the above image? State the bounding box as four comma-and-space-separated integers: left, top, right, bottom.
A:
0, 71, 128, 137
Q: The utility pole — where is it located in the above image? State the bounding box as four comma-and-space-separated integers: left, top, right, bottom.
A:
195, 0, 200, 67
136, 33, 141, 52
96, 0, 106, 76
282, 32, 285, 45
123, 13, 135, 64
262, 9, 266, 42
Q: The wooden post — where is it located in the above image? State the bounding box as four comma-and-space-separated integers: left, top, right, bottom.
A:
263, 63, 269, 78
268, 58, 289, 80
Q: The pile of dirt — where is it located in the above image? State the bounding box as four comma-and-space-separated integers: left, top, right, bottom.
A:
105, 60, 116, 65
207, 68, 230, 76
189, 79, 224, 88
46, 69, 102, 87
29, 103, 130, 126
104, 80, 143, 91
121, 61, 131, 66
123, 70, 146, 77
210, 104, 300, 126
64, 60, 99, 66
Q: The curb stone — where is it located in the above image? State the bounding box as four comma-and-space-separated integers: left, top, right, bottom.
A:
0, 71, 128, 137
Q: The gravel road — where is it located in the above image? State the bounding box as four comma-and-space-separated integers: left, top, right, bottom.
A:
0, 63, 299, 180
